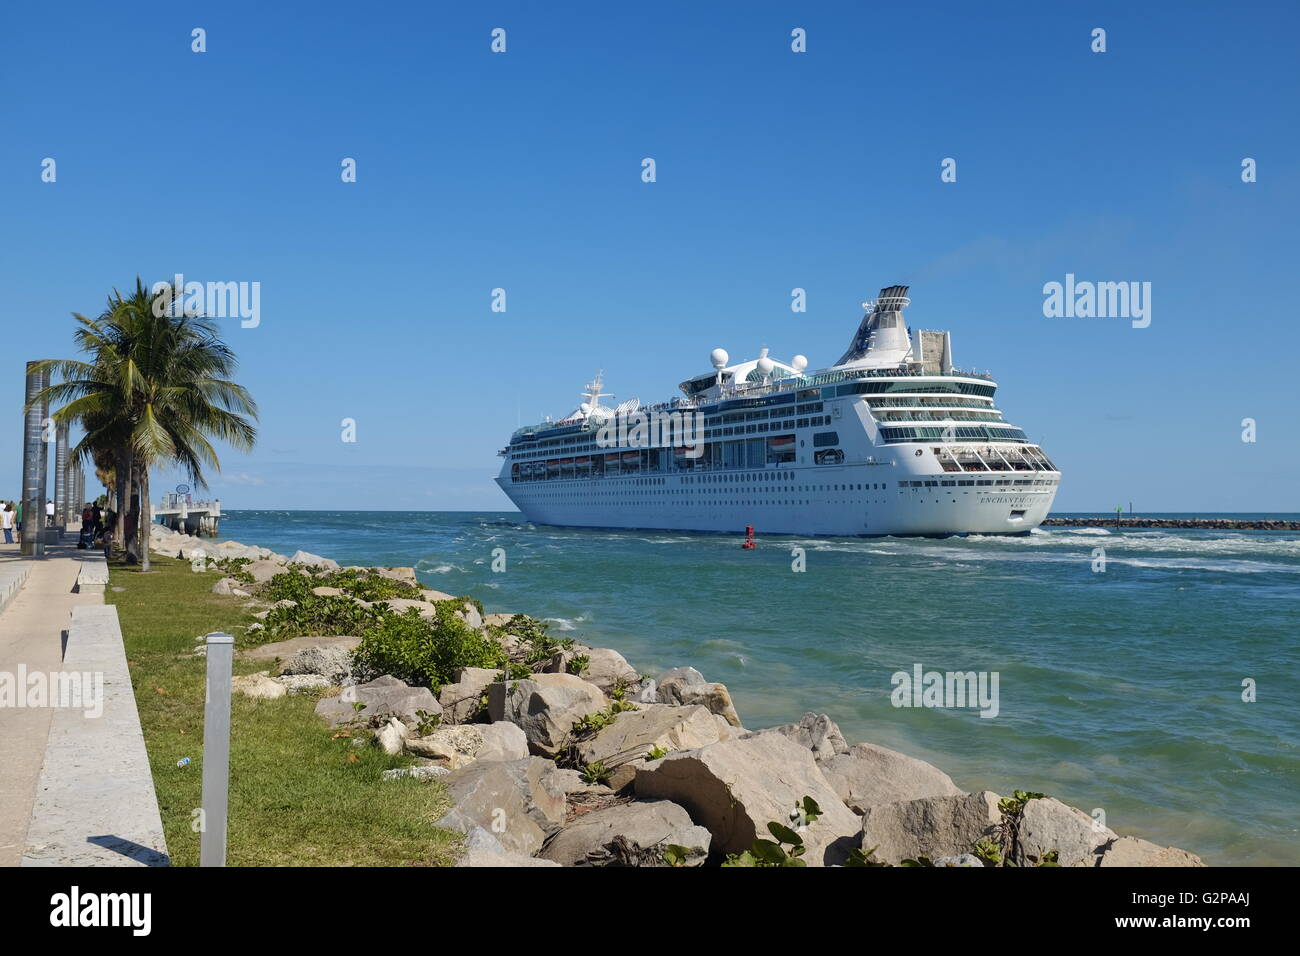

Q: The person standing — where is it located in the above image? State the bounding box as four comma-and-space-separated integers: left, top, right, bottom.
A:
45, 499, 55, 521
1, 502, 14, 544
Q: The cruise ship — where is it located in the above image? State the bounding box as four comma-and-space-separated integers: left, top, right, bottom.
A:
496, 286, 1060, 536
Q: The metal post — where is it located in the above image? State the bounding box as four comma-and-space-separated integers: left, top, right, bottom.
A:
200, 632, 235, 867
21, 362, 48, 556
54, 421, 68, 537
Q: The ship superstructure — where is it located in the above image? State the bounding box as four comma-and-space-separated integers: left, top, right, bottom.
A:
495, 286, 1059, 536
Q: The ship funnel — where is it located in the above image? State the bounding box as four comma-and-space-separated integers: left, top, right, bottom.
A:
836, 284, 912, 366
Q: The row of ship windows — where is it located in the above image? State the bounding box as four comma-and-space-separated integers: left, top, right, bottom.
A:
900, 478, 1058, 488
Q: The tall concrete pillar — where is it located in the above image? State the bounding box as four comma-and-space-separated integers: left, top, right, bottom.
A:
21, 362, 48, 556
54, 421, 69, 536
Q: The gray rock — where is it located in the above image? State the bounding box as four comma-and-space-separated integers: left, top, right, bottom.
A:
314, 674, 440, 728
435, 757, 568, 856
859, 791, 1002, 866
657, 676, 742, 727
211, 577, 241, 595
382, 765, 450, 782
634, 733, 860, 865
242, 635, 360, 664
245, 558, 289, 584
476, 721, 529, 762
289, 550, 339, 570
657, 666, 707, 687
456, 603, 483, 630
753, 712, 849, 758
576, 704, 721, 769
375, 566, 419, 586
487, 673, 608, 757
231, 672, 286, 699
574, 647, 641, 694
541, 800, 712, 866
932, 854, 985, 867
311, 586, 345, 597
276, 674, 334, 695
457, 825, 561, 868
1018, 796, 1118, 867
1095, 835, 1206, 867
817, 741, 962, 814
281, 643, 355, 683
437, 666, 499, 723
375, 717, 407, 755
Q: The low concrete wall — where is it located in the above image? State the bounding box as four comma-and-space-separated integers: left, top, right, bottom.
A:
0, 561, 31, 615
22, 604, 169, 866
74, 553, 109, 595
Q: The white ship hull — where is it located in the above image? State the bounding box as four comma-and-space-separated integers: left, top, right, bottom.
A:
498, 452, 1057, 537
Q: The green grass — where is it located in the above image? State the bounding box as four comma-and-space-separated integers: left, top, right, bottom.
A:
107, 553, 462, 866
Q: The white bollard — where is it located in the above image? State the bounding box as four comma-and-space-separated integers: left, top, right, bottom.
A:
200, 632, 235, 866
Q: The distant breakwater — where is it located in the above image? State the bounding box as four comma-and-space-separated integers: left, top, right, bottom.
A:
1043, 517, 1300, 531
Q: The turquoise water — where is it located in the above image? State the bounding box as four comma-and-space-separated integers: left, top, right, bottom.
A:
217, 510, 1299, 866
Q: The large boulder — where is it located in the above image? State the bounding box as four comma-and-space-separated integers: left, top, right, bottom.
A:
577, 704, 721, 769
245, 558, 289, 584
634, 733, 859, 865
817, 742, 962, 814
289, 550, 339, 571
487, 673, 608, 757
858, 791, 1002, 865
1095, 836, 1206, 867
457, 826, 561, 868
483, 612, 515, 628
370, 597, 440, 618
574, 647, 641, 695
241, 635, 360, 665
437, 666, 500, 723
435, 757, 568, 856
405, 725, 482, 768
756, 712, 849, 758
421, 589, 456, 603
477, 721, 529, 762
657, 675, 742, 727
540, 800, 712, 866
1018, 796, 1118, 866
375, 566, 419, 586
314, 674, 440, 728
280, 641, 357, 684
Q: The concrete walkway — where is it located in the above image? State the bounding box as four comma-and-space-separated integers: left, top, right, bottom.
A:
0, 539, 103, 866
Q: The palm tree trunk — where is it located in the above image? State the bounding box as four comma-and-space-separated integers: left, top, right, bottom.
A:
116, 446, 132, 557
138, 464, 151, 572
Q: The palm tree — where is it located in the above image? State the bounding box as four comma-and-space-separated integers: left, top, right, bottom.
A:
29, 278, 258, 570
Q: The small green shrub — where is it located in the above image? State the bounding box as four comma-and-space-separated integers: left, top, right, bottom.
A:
353, 606, 507, 690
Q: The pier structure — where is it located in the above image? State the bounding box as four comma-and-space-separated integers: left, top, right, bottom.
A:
154, 493, 222, 536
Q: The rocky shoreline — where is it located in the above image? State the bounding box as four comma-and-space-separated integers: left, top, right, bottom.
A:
1043, 516, 1299, 531
150, 522, 1206, 868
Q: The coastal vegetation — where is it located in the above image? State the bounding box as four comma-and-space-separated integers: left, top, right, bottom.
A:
29, 278, 257, 569
106, 553, 461, 866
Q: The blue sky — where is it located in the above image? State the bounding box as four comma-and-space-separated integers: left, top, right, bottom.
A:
3, 1, 1297, 512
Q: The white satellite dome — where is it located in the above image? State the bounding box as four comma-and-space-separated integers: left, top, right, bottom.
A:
792, 354, 808, 372
710, 348, 729, 369
756, 356, 774, 376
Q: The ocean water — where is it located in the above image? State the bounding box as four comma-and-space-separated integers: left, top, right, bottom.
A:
216, 510, 1300, 866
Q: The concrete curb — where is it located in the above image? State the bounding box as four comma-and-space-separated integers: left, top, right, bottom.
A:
22, 604, 170, 866
73, 554, 108, 595
0, 561, 31, 615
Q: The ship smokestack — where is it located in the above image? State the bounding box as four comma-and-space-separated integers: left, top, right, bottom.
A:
836, 285, 911, 366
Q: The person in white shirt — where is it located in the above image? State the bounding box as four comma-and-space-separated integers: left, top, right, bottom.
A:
2, 502, 14, 544
45, 499, 55, 518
